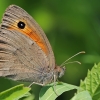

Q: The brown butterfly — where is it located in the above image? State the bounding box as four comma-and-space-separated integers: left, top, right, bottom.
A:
0, 5, 85, 87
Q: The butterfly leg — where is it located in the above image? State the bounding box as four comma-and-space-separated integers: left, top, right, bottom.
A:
53, 74, 58, 96
28, 82, 44, 87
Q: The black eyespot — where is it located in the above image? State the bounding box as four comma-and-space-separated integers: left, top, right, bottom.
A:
17, 21, 25, 29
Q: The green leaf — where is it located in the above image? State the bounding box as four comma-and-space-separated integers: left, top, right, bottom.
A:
78, 63, 100, 100
39, 82, 79, 100
0, 84, 31, 100
71, 91, 92, 100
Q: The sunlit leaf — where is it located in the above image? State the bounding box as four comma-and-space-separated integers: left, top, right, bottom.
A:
71, 91, 92, 100
39, 82, 78, 100
0, 84, 31, 100
78, 63, 100, 100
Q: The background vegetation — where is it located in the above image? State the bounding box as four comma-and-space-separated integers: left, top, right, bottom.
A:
0, 0, 100, 100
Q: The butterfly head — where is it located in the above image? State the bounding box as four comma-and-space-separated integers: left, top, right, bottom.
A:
55, 65, 66, 78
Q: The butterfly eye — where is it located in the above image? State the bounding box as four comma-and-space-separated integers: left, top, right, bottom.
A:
17, 21, 25, 29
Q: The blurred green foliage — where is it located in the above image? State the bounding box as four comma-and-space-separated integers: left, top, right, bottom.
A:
0, 0, 100, 100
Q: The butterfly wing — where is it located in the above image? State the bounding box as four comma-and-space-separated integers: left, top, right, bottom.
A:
0, 5, 55, 84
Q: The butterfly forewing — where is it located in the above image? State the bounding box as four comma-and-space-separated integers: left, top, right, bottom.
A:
0, 5, 55, 84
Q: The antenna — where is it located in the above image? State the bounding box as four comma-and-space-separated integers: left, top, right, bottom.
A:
60, 51, 85, 66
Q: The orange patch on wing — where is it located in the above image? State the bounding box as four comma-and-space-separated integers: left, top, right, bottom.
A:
9, 21, 48, 55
